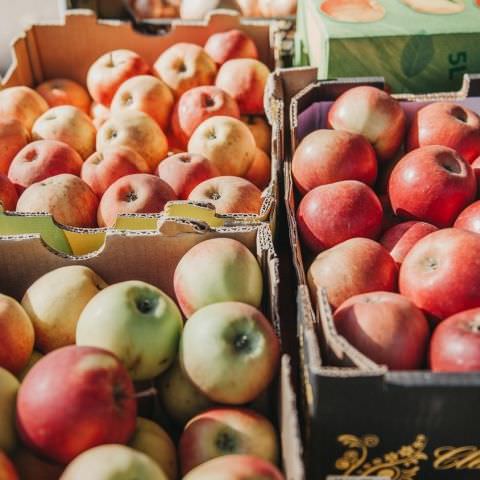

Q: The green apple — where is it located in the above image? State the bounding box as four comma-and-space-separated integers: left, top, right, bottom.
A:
180, 302, 280, 404
22, 266, 107, 353
59, 444, 168, 480
17, 351, 43, 382
76, 280, 183, 381
0, 367, 19, 452
174, 238, 263, 317
129, 417, 177, 480
157, 358, 214, 426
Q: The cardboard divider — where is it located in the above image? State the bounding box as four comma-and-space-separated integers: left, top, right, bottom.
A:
0, 9, 282, 233
269, 67, 480, 479
0, 221, 305, 478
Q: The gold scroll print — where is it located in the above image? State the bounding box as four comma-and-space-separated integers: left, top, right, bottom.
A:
335, 434, 428, 479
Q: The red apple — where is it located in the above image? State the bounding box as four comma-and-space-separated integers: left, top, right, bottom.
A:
307, 238, 397, 310
179, 408, 277, 474
327, 86, 406, 161
430, 308, 480, 372
334, 291, 429, 370
172, 86, 240, 148
380, 221, 438, 267
110, 75, 175, 131
215, 59, 270, 115
82, 146, 150, 197
379, 194, 401, 233
154, 43, 217, 98
16, 174, 98, 228
472, 156, 480, 192
86, 49, 150, 107
183, 454, 284, 480
0, 175, 18, 211
407, 102, 480, 164
16, 345, 137, 464
0, 119, 29, 174
204, 29, 259, 65
0, 451, 18, 480
188, 176, 262, 214
292, 129, 377, 194
8, 140, 83, 192
0, 86, 48, 132
297, 180, 383, 253
400, 228, 480, 321
389, 145, 476, 228
454, 200, 480, 234
36, 79, 91, 114
156, 152, 219, 199
97, 173, 177, 227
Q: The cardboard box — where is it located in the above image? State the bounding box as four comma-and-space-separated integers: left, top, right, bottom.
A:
295, 0, 480, 94
0, 9, 280, 233
0, 219, 305, 479
267, 67, 480, 479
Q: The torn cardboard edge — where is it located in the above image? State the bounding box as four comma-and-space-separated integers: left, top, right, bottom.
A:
0, 9, 282, 234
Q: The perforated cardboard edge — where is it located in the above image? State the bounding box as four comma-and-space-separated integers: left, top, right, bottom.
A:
0, 9, 278, 230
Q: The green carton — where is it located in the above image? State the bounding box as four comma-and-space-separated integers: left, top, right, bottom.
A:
295, 0, 480, 93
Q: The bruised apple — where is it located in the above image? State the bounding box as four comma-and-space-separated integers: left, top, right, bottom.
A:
8, 140, 83, 192
82, 146, 150, 196
97, 110, 168, 171
153, 43, 217, 98
297, 180, 383, 253
215, 59, 270, 115
22, 266, 107, 353
174, 238, 263, 317
32, 106, 96, 160
86, 49, 150, 107
97, 174, 176, 227
0, 119, 29, 174
17, 346, 137, 464
172, 86, 240, 147
188, 176, 262, 214
334, 292, 429, 370
180, 302, 280, 404
156, 152, 219, 199
307, 238, 397, 310
0, 295, 34, 374
328, 86, 406, 161
204, 29, 258, 65
0, 175, 18, 211
111, 75, 174, 131
36, 79, 91, 114
0, 86, 48, 131
179, 408, 277, 474
16, 174, 98, 228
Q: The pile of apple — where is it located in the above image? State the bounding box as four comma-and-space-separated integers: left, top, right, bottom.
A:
0, 29, 272, 228
293, 85, 480, 372
131, 0, 297, 20
0, 237, 284, 479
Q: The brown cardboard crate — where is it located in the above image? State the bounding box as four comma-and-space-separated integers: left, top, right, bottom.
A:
0, 9, 280, 233
0, 220, 305, 479
267, 67, 480, 479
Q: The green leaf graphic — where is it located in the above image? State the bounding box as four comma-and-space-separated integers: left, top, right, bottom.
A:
401, 34, 434, 78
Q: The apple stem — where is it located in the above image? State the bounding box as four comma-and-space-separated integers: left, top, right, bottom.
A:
134, 387, 158, 399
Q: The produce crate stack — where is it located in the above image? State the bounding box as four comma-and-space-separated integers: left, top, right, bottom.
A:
0, 7, 304, 480
268, 63, 480, 479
